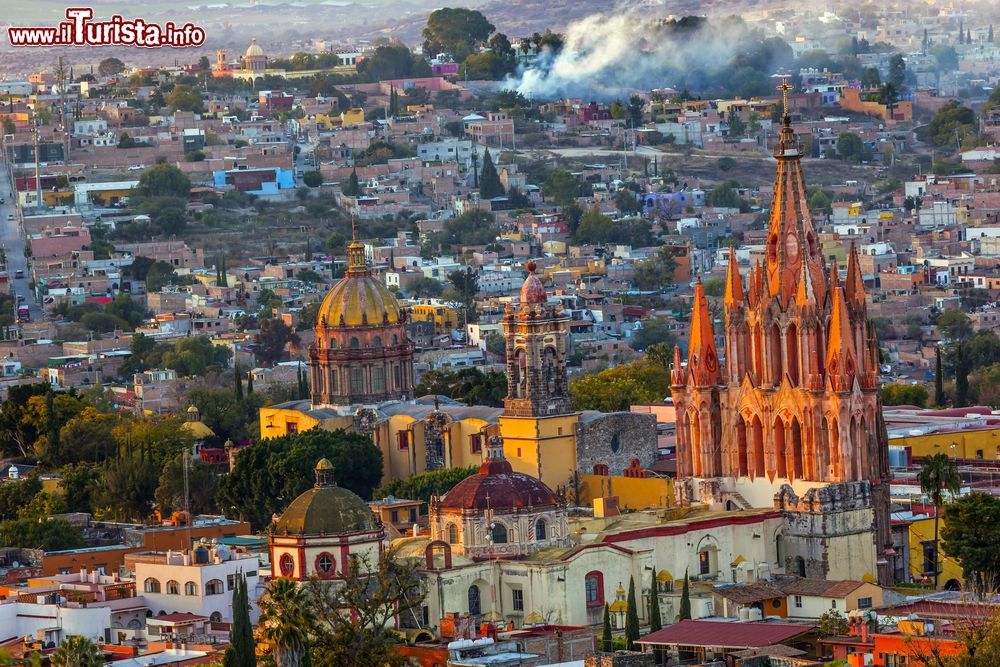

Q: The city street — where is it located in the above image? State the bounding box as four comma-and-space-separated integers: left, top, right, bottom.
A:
0, 159, 41, 322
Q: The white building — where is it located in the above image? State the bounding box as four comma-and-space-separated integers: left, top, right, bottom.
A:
133, 546, 262, 623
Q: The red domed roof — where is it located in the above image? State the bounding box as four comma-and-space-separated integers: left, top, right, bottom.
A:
439, 457, 560, 511
520, 262, 547, 304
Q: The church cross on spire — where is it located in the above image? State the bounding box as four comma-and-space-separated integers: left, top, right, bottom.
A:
776, 75, 793, 122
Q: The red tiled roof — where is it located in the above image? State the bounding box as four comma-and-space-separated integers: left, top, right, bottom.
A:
639, 620, 814, 649
775, 578, 865, 597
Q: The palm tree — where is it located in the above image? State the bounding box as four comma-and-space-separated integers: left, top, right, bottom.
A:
918, 452, 962, 588
50, 636, 102, 667
258, 577, 316, 667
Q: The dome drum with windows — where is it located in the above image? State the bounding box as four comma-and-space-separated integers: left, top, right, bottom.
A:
307, 228, 415, 407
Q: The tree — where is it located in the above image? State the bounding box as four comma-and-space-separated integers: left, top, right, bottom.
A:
50, 636, 103, 667
234, 361, 244, 402
602, 604, 613, 651
373, 466, 478, 507
0, 383, 51, 459
930, 44, 960, 73
624, 576, 640, 650
59, 463, 101, 516
447, 267, 479, 322
955, 343, 971, 408
809, 189, 833, 215
0, 477, 42, 521
861, 67, 881, 88
101, 446, 159, 522
633, 247, 680, 289
218, 429, 383, 528
479, 148, 504, 199
97, 57, 126, 77
706, 180, 746, 209
629, 318, 677, 352
307, 550, 425, 666
165, 84, 203, 113
543, 169, 581, 207
422, 8, 495, 62
938, 308, 972, 341
136, 164, 191, 199
302, 170, 322, 188
570, 360, 671, 412
407, 276, 444, 298
342, 168, 361, 196
414, 368, 506, 407
677, 570, 691, 620
880, 383, 929, 407
837, 132, 868, 162
648, 569, 662, 633
256, 318, 301, 366
888, 54, 906, 90
155, 455, 219, 515
118, 132, 137, 148
817, 609, 850, 637
919, 452, 962, 588
936, 347, 946, 406
726, 111, 746, 138
258, 577, 314, 667
226, 573, 255, 667
924, 101, 976, 148
941, 492, 1000, 585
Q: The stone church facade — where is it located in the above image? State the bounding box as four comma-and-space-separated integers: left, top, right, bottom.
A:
670, 108, 894, 584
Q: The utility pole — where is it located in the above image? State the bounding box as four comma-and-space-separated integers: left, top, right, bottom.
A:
55, 56, 70, 163
32, 112, 42, 211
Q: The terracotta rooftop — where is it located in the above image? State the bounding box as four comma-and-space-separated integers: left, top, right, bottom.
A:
639, 620, 815, 649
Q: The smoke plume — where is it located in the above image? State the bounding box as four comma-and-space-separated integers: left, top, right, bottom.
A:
508, 12, 787, 100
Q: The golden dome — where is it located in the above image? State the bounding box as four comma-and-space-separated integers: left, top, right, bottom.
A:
315, 458, 333, 470
317, 237, 402, 328
245, 39, 264, 58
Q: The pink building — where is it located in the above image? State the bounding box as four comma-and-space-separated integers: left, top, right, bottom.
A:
29, 225, 92, 258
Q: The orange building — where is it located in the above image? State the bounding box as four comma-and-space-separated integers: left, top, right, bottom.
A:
670, 105, 893, 584
839, 88, 913, 123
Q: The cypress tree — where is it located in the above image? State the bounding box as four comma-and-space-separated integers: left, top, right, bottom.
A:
990, 24, 994, 43
345, 168, 360, 196
935, 346, 945, 407
678, 570, 691, 620
624, 576, 639, 651
246, 369, 254, 395
648, 569, 662, 633
955, 343, 969, 408
967, 28, 972, 44
923, 28, 928, 51
234, 361, 244, 402
958, 22, 964, 44
220, 255, 227, 287
45, 389, 60, 466
601, 603, 612, 652
228, 573, 255, 667
479, 147, 504, 199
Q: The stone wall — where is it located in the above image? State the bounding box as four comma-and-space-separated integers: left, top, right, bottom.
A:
575, 412, 658, 476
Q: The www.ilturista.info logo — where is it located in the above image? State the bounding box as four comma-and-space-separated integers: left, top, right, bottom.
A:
8, 8, 206, 48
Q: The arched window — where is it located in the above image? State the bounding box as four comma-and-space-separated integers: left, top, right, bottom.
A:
736, 417, 748, 477
786, 322, 799, 385
166, 580, 179, 595
144, 578, 161, 594
775, 533, 784, 566
205, 579, 224, 595
372, 335, 383, 348
447, 523, 458, 544
791, 418, 804, 480
752, 415, 765, 477
585, 571, 604, 606
184, 582, 198, 596
491, 522, 508, 544
535, 519, 547, 541
768, 323, 782, 384
796, 556, 806, 577
774, 418, 787, 479
468, 585, 481, 615
210, 611, 222, 623
279, 553, 295, 577
316, 553, 336, 577
349, 336, 360, 349
392, 334, 399, 346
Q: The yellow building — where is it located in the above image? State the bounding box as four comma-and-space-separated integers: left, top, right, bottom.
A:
889, 426, 1000, 461
259, 263, 659, 498
408, 300, 459, 336
907, 514, 964, 590
341, 108, 365, 128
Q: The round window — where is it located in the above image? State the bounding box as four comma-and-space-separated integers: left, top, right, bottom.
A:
279, 553, 295, 577
316, 553, 335, 575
